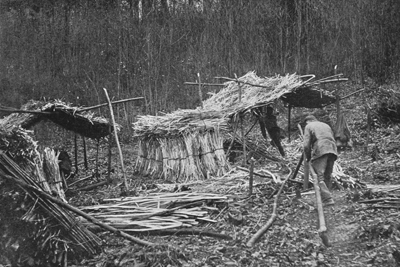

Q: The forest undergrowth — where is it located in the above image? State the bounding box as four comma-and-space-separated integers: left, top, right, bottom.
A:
54, 88, 400, 267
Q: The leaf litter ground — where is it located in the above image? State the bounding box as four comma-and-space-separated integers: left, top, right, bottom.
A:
62, 105, 400, 267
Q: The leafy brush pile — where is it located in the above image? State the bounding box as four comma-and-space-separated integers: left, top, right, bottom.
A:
373, 84, 400, 123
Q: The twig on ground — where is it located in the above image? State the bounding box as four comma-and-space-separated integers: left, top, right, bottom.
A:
77, 180, 109, 191
246, 168, 293, 247
69, 175, 93, 187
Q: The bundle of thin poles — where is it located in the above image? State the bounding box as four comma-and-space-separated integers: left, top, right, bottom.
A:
80, 192, 227, 232
135, 129, 230, 181
0, 152, 101, 261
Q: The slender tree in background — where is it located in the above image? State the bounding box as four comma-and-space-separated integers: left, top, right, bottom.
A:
1, 0, 400, 122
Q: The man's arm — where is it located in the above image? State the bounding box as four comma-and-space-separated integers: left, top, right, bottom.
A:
303, 125, 312, 161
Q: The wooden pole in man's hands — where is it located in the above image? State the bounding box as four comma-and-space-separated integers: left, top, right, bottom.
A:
298, 123, 329, 247
309, 165, 330, 247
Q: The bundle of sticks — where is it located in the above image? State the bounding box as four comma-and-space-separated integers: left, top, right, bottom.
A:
79, 192, 227, 232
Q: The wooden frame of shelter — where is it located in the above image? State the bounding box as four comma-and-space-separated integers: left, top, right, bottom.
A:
0, 97, 149, 264
0, 97, 143, 185
0, 100, 110, 264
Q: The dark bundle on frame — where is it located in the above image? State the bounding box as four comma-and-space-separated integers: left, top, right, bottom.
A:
334, 113, 352, 148
0, 99, 113, 139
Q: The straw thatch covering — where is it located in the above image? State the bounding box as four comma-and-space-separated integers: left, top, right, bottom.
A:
133, 109, 230, 181
203, 72, 339, 116
203, 72, 305, 116
0, 100, 113, 139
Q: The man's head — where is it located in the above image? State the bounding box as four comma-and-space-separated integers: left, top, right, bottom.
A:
304, 115, 317, 124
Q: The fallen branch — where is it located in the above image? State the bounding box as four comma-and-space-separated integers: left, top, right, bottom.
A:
236, 166, 272, 178
237, 166, 302, 185
358, 198, 400, 204
69, 175, 93, 187
246, 168, 293, 247
366, 184, 400, 193
77, 180, 109, 191
371, 205, 400, 209
340, 88, 365, 100
137, 228, 232, 240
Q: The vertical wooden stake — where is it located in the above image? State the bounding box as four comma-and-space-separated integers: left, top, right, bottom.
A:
235, 74, 246, 166
74, 133, 78, 174
107, 127, 113, 183
248, 158, 255, 196
241, 114, 247, 166
197, 73, 203, 108
103, 88, 130, 192
95, 140, 99, 177
365, 105, 371, 152
334, 65, 341, 137
83, 136, 88, 169
288, 105, 291, 142
298, 124, 309, 190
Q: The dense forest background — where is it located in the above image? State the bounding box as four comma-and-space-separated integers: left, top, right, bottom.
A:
1, 0, 400, 122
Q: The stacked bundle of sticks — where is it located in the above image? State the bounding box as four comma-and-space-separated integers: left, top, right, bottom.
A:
135, 129, 230, 181
332, 162, 365, 189
80, 192, 227, 232
0, 152, 101, 258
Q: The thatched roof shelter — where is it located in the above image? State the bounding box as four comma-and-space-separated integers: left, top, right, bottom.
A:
0, 100, 113, 139
133, 72, 345, 182
202, 71, 337, 117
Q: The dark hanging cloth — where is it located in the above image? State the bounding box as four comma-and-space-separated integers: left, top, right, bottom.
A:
257, 107, 285, 157
334, 113, 352, 148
